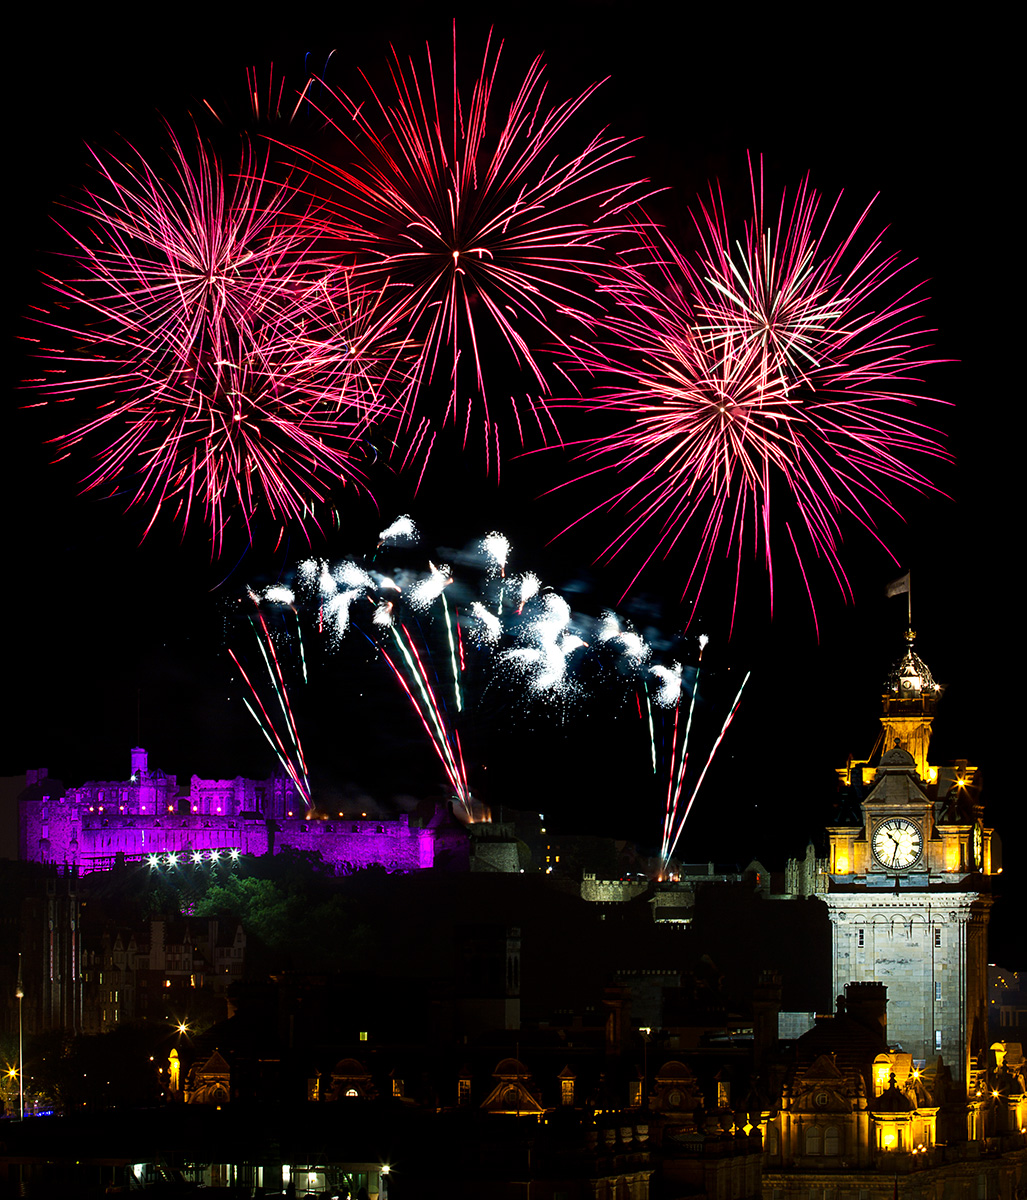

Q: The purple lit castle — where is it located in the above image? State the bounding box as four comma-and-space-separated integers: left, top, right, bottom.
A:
19, 747, 445, 873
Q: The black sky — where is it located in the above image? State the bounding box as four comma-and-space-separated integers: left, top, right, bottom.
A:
5, 3, 1018, 952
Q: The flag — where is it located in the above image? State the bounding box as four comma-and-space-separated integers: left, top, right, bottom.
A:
886, 572, 910, 598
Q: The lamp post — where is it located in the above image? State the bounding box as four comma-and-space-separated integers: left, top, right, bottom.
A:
15, 952, 24, 1120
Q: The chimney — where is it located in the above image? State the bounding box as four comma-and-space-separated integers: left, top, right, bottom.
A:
843, 981, 888, 1043
753, 968, 782, 1070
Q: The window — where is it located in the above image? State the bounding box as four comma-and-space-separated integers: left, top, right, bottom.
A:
935, 981, 942, 1001
805, 1125, 823, 1155
935, 928, 942, 947
935, 1030, 942, 1051
825, 1126, 841, 1156
857, 929, 865, 948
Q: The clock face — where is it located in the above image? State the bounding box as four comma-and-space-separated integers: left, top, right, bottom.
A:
872, 818, 923, 870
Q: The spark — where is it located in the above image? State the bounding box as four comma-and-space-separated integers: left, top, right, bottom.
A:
557, 162, 949, 625
408, 561, 453, 610
470, 601, 502, 643
290, 25, 648, 472
33, 126, 402, 550
379, 514, 418, 544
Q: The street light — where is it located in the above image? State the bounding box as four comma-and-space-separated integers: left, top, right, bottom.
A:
15, 953, 24, 1120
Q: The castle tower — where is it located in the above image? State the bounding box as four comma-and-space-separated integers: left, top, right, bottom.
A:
824, 633, 993, 1090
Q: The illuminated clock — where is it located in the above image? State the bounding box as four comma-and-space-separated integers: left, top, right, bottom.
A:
872, 818, 923, 870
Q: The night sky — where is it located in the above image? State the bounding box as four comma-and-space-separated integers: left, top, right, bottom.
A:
5, 6, 1017, 953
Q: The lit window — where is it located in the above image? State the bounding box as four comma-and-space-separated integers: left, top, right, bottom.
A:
935, 1030, 942, 1051
359, 1031, 368, 1042
935, 981, 942, 1001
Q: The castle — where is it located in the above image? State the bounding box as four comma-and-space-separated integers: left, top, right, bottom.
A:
18, 747, 440, 874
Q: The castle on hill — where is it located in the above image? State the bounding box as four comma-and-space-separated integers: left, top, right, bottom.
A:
18, 747, 448, 874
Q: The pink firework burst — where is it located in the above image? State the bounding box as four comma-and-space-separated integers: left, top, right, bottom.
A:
292, 25, 647, 475
31, 126, 403, 549
558, 175, 950, 629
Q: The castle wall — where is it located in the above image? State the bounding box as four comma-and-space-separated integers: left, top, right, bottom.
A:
19, 750, 440, 875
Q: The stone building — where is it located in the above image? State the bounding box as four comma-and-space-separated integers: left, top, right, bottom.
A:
760, 631, 1026, 1200
19, 748, 455, 875
824, 631, 994, 1086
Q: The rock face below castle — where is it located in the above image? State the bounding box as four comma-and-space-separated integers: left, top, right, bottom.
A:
19, 748, 441, 874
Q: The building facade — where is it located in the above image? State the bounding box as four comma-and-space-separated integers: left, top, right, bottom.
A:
19, 748, 446, 874
823, 632, 994, 1086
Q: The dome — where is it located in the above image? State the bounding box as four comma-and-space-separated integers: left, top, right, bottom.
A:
331, 1058, 368, 1077
868, 1075, 913, 1112
655, 1060, 694, 1081
493, 1057, 530, 1078
884, 631, 938, 700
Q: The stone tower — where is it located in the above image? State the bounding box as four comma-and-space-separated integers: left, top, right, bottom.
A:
823, 632, 993, 1089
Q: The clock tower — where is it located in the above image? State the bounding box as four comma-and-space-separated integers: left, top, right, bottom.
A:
824, 632, 993, 1089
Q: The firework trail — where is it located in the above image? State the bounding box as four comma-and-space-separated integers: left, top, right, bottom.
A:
556, 160, 949, 627
31, 126, 405, 549
230, 594, 312, 809
379, 620, 474, 815
290, 25, 648, 472
662, 668, 750, 872
242, 524, 750, 846
654, 633, 705, 869
290, 528, 481, 817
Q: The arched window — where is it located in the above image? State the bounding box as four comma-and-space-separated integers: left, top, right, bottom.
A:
805, 1125, 823, 1155
766, 1125, 780, 1156
824, 1126, 841, 1156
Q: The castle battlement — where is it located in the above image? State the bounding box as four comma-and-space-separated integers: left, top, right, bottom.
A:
19, 748, 441, 875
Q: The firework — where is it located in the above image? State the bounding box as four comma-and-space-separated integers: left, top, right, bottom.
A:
230, 596, 312, 809
291, 26, 647, 471
255, 527, 748, 841
557, 165, 949, 626
647, 635, 748, 877
501, 592, 587, 696
293, 534, 478, 817
33, 127, 404, 548
379, 514, 419, 545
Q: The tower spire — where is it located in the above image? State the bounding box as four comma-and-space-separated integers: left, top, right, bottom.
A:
880, 629, 940, 781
